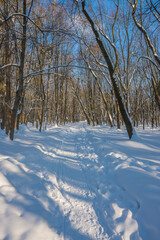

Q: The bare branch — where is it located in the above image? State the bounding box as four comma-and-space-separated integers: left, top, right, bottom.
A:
0, 13, 44, 32
132, 1, 160, 66
0, 13, 71, 35
0, 101, 12, 109
138, 56, 160, 71
23, 65, 107, 80
0, 64, 19, 70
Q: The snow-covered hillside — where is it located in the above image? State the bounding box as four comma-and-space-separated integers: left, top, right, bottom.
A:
0, 122, 160, 240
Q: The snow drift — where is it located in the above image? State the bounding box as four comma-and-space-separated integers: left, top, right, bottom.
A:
0, 122, 160, 240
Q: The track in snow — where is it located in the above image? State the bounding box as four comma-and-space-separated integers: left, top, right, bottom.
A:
31, 122, 140, 240
1, 122, 160, 240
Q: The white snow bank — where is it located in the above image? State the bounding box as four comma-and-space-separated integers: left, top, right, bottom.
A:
0, 122, 160, 240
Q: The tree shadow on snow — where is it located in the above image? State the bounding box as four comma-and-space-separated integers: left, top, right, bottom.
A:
2, 144, 94, 240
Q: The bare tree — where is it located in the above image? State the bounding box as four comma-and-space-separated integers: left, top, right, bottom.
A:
74, 0, 134, 138
131, 0, 160, 109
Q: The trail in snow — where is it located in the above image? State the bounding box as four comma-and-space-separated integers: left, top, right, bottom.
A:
0, 122, 160, 240
74, 124, 140, 240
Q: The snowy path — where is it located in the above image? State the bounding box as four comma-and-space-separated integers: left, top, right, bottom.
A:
0, 122, 160, 240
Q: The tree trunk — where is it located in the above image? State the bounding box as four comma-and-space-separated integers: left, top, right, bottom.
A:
0, 71, 5, 130
5, 20, 11, 134
39, 79, 45, 132
81, 1, 133, 139
117, 101, 121, 129
10, 0, 27, 140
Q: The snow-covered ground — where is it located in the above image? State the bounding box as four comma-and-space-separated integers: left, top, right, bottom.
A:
0, 122, 160, 240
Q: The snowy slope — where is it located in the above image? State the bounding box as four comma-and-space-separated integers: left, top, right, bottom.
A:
0, 122, 160, 240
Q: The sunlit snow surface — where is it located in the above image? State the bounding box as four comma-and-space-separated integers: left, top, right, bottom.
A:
0, 122, 160, 240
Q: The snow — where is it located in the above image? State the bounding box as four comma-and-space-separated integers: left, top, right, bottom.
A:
0, 122, 160, 240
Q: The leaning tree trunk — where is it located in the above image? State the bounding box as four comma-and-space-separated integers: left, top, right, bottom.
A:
81, 0, 133, 139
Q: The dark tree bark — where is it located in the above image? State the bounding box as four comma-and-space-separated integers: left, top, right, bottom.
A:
81, 0, 133, 139
0, 70, 5, 130
10, 0, 27, 140
0, 1, 11, 134
151, 78, 160, 111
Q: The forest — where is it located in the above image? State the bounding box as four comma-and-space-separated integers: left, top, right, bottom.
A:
0, 1, 160, 239
0, 0, 160, 140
